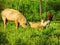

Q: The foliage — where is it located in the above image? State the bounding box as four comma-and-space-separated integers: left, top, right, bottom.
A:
46, 0, 60, 11
40, 12, 47, 20
0, 21, 60, 45
0, 0, 60, 45
0, 0, 60, 21
0, 32, 10, 45
1, 0, 40, 21
46, 36, 59, 45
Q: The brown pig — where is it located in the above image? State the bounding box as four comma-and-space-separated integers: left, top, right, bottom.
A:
1, 9, 27, 29
29, 22, 44, 30
29, 20, 50, 30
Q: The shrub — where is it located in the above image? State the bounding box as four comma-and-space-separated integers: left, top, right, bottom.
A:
46, 36, 59, 45
0, 32, 10, 45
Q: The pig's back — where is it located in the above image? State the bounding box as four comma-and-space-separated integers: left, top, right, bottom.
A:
1, 9, 22, 21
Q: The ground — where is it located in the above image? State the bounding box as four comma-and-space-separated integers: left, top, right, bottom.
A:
0, 21, 60, 45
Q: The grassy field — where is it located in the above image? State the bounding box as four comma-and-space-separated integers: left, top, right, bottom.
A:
0, 21, 60, 45
0, 0, 60, 45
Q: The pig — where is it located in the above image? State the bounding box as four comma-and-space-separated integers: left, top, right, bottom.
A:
1, 9, 27, 29
29, 20, 50, 30
29, 22, 43, 30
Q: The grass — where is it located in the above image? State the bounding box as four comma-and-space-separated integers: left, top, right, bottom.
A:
0, 21, 60, 45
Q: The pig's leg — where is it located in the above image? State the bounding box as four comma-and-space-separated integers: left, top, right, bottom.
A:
42, 20, 50, 27
15, 20, 18, 29
2, 17, 6, 28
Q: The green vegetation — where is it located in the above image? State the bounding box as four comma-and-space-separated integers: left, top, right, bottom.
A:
0, 0, 60, 45
0, 0, 60, 21
0, 21, 60, 45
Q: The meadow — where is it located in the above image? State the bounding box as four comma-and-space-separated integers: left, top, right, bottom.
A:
0, 21, 60, 45
0, 0, 60, 45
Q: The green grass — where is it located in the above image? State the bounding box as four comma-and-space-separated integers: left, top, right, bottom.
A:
0, 21, 60, 45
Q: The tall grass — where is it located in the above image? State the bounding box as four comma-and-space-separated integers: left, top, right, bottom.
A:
0, 21, 60, 45
0, 0, 60, 45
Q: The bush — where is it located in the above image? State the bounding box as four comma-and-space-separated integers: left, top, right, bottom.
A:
46, 36, 59, 45
40, 12, 47, 20
1, 0, 60, 21
0, 32, 10, 45
1, 0, 40, 21
15, 38, 26, 45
